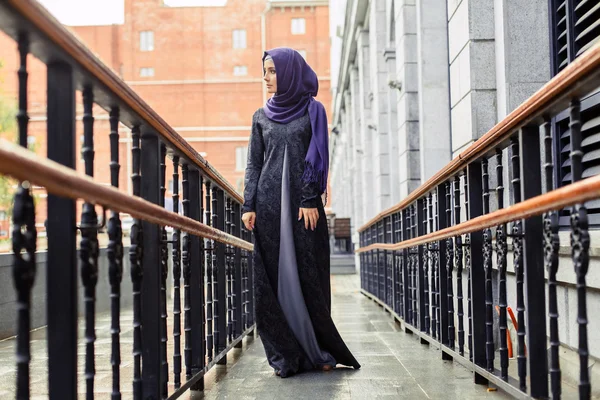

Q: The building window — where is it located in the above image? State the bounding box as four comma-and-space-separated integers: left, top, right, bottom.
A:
235, 146, 248, 171
297, 50, 307, 60
233, 29, 247, 49
140, 67, 155, 77
233, 66, 248, 76
291, 18, 306, 35
140, 31, 154, 52
236, 177, 244, 193
550, 0, 600, 223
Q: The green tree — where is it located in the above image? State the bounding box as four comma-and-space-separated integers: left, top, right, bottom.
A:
0, 60, 17, 217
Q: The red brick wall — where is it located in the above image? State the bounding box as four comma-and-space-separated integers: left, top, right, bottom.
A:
0, 0, 332, 234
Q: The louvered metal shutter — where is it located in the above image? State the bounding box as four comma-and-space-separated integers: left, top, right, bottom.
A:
551, 0, 600, 221
555, 0, 568, 71
574, 0, 600, 57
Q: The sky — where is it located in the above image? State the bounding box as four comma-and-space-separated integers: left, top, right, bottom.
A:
37, 0, 227, 26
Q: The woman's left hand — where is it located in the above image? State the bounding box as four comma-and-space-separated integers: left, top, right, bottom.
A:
298, 207, 319, 231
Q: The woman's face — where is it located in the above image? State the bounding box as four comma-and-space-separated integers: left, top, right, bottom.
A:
263, 58, 277, 94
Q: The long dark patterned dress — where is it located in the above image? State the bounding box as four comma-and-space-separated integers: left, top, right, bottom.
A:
242, 108, 360, 377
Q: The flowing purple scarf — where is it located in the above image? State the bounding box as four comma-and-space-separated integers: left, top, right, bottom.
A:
262, 48, 329, 197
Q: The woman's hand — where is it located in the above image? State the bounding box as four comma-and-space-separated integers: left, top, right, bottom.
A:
242, 212, 256, 231
298, 207, 319, 231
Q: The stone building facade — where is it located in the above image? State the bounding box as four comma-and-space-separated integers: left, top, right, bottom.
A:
329, 0, 600, 386
329, 0, 552, 233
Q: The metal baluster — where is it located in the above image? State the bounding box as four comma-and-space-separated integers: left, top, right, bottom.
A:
159, 144, 169, 398
188, 169, 205, 390
406, 208, 413, 325
413, 206, 419, 326
226, 198, 233, 343
233, 203, 242, 343
212, 186, 221, 357
434, 191, 442, 341
13, 34, 37, 400
205, 182, 214, 361
464, 173, 473, 362
423, 199, 430, 334
495, 149, 509, 381
107, 107, 123, 400
390, 218, 395, 308
542, 120, 561, 399
454, 176, 464, 356
398, 213, 405, 320
375, 226, 379, 297
382, 221, 387, 302
510, 137, 527, 391
182, 165, 192, 377
80, 87, 99, 400
130, 125, 143, 399
428, 193, 436, 340
396, 214, 403, 318
445, 182, 455, 349
241, 224, 249, 330
172, 157, 182, 389
569, 99, 591, 400
377, 223, 381, 300
367, 227, 375, 294
215, 188, 227, 361
482, 158, 494, 372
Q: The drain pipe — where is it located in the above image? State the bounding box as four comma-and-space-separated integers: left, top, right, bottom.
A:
260, 3, 272, 105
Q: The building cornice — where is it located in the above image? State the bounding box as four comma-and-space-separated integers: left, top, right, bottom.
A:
126, 76, 331, 86
268, 0, 329, 7
333, 0, 368, 127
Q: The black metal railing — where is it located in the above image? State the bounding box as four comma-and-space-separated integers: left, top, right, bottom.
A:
358, 41, 600, 399
0, 1, 255, 399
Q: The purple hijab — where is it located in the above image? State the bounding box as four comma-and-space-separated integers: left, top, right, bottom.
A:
262, 48, 329, 197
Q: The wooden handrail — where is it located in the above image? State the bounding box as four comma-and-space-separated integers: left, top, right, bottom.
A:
0, 140, 253, 252
1, 0, 243, 204
358, 40, 600, 233
356, 172, 600, 253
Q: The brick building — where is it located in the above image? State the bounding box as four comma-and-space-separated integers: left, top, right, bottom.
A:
0, 0, 331, 235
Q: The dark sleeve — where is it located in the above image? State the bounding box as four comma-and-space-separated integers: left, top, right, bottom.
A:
242, 111, 264, 214
300, 178, 321, 209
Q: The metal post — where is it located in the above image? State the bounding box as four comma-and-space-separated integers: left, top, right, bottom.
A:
520, 126, 549, 398
467, 161, 487, 384
215, 189, 227, 363
140, 129, 161, 399
188, 169, 205, 390
46, 61, 77, 400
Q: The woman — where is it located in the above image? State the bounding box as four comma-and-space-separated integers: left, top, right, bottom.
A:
241, 47, 360, 378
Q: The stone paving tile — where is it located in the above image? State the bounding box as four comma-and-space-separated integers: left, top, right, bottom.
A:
0, 274, 512, 399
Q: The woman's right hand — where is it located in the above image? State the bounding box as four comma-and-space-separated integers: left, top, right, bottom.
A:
242, 212, 256, 231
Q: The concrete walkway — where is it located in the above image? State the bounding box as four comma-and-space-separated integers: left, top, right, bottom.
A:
0, 274, 511, 399
191, 274, 510, 400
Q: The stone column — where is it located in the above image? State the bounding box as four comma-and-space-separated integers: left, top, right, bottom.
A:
370, 0, 392, 212
395, 1, 421, 199
494, 0, 550, 119
384, 49, 400, 205
356, 28, 374, 224
349, 66, 363, 233
416, 0, 452, 182
448, 0, 497, 156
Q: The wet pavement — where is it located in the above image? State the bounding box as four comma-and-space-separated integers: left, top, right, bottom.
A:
0, 274, 511, 399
